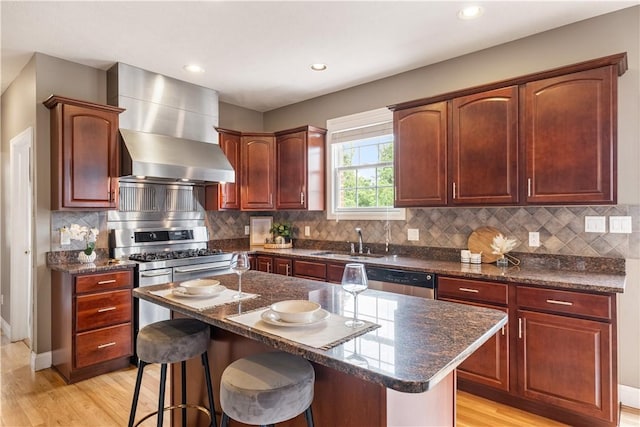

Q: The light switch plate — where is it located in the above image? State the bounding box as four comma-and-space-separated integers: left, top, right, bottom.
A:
304, 226, 310, 236
585, 216, 606, 233
528, 231, 540, 247
407, 228, 419, 241
244, 225, 250, 235
609, 216, 632, 234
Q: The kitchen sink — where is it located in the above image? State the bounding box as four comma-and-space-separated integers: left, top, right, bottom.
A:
310, 251, 385, 260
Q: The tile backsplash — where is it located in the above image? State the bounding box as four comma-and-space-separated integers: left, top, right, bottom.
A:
50, 204, 639, 260
206, 205, 639, 259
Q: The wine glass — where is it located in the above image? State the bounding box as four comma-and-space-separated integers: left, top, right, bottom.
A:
341, 263, 368, 328
231, 252, 250, 299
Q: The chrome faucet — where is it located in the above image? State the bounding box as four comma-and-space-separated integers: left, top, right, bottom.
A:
355, 227, 364, 254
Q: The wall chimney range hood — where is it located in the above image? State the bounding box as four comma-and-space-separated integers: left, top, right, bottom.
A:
107, 62, 234, 183
119, 129, 234, 183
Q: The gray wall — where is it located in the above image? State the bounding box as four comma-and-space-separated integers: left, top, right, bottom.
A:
1, 56, 36, 335
1, 53, 106, 355
219, 101, 264, 131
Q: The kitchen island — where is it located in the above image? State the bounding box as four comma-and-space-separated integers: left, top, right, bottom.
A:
134, 270, 507, 427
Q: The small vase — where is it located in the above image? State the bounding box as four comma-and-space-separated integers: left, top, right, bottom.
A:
78, 250, 96, 263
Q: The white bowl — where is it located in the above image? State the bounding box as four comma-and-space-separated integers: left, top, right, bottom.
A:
270, 300, 321, 323
179, 279, 222, 295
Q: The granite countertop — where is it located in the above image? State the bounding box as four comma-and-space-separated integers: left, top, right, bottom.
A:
48, 258, 137, 274
134, 270, 507, 393
251, 248, 626, 294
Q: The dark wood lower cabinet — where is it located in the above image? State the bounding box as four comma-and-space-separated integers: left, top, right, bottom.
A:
443, 276, 618, 427
518, 309, 614, 422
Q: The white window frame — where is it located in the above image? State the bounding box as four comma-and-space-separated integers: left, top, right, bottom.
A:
326, 108, 406, 221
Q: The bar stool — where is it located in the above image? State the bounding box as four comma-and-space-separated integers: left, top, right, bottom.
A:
128, 318, 216, 427
220, 351, 315, 427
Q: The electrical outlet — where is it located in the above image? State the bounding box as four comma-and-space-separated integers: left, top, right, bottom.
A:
304, 226, 310, 237
585, 216, 606, 233
407, 228, 419, 241
244, 225, 250, 235
609, 216, 632, 234
528, 231, 540, 247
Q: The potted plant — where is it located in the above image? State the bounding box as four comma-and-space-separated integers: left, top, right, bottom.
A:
269, 222, 292, 244
67, 223, 99, 263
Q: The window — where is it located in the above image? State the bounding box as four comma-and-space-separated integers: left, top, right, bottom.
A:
326, 108, 405, 221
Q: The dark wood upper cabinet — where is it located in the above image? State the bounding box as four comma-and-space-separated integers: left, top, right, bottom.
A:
241, 133, 276, 210
394, 102, 448, 207
274, 126, 326, 211
390, 53, 626, 207
523, 66, 616, 204
217, 128, 242, 210
450, 86, 519, 205
44, 95, 124, 210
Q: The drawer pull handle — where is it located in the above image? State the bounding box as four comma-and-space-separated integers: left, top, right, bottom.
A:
97, 279, 117, 285
97, 307, 116, 313
546, 299, 573, 306
97, 342, 116, 349
459, 287, 479, 293
141, 271, 171, 278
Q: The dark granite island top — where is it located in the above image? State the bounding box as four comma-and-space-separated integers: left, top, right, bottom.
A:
134, 270, 507, 393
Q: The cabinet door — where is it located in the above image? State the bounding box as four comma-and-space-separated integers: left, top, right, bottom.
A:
218, 130, 241, 209
451, 86, 518, 205
256, 256, 273, 273
274, 257, 293, 276
523, 66, 616, 204
276, 131, 307, 209
443, 300, 509, 391
394, 102, 448, 207
241, 135, 276, 210
517, 309, 614, 422
275, 127, 326, 211
59, 104, 120, 209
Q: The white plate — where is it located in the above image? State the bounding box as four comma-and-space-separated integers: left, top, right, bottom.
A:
261, 309, 330, 327
172, 285, 226, 299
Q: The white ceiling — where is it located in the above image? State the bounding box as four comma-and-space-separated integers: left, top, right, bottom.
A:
1, 1, 637, 112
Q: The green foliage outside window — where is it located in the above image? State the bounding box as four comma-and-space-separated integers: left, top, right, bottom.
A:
335, 137, 394, 209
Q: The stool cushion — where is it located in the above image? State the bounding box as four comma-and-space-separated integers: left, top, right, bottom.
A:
137, 318, 210, 364
220, 352, 314, 425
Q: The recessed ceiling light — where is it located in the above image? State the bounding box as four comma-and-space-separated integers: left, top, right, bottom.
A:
458, 6, 483, 20
183, 64, 205, 73
310, 63, 327, 71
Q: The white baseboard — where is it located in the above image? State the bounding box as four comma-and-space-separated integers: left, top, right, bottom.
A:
620, 384, 640, 409
31, 350, 52, 371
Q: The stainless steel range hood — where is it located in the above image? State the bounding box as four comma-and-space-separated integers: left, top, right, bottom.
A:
107, 62, 234, 183
119, 129, 234, 183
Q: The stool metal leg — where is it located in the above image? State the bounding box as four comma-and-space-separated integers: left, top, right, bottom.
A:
220, 412, 230, 427
157, 363, 168, 427
181, 361, 187, 426
201, 352, 216, 427
304, 405, 315, 427
128, 360, 148, 427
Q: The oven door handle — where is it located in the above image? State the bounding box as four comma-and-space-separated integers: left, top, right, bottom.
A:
140, 270, 172, 278
174, 265, 229, 274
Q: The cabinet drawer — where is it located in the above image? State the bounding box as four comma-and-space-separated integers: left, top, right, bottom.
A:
76, 290, 132, 332
517, 286, 612, 320
438, 277, 508, 305
294, 260, 326, 280
75, 270, 132, 294
75, 323, 132, 369
326, 263, 346, 283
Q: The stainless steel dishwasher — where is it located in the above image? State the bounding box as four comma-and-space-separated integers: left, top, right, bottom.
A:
364, 266, 435, 299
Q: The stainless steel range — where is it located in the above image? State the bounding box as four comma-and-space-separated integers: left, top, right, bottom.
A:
110, 218, 233, 336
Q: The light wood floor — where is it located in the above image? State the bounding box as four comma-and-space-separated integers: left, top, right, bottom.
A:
2, 336, 639, 426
